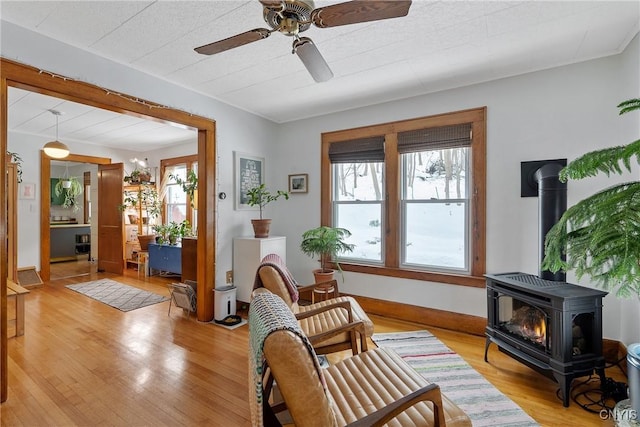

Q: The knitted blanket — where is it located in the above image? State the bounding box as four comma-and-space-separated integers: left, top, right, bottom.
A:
248, 291, 325, 426
253, 253, 299, 303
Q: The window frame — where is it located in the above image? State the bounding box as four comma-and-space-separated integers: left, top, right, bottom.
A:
400, 146, 471, 273
321, 107, 486, 288
160, 154, 198, 229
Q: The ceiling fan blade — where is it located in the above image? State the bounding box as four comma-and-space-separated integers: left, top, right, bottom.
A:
194, 28, 271, 55
293, 37, 333, 83
311, 0, 412, 28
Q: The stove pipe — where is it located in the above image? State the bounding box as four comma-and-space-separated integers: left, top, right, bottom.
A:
534, 163, 567, 281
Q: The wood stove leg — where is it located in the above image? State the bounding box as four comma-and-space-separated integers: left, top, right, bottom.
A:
553, 372, 571, 407
484, 337, 491, 362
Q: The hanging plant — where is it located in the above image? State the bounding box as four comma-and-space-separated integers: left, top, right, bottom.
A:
6, 151, 23, 183
54, 176, 83, 211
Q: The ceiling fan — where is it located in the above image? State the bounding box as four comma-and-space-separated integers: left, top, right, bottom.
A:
194, 0, 412, 82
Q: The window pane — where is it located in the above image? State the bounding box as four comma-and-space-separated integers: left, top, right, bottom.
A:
403, 201, 467, 270
167, 186, 186, 204
334, 162, 384, 201
403, 148, 468, 200
335, 202, 382, 262
166, 204, 187, 223
169, 165, 187, 181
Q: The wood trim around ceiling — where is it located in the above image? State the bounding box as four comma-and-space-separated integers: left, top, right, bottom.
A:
1, 58, 218, 401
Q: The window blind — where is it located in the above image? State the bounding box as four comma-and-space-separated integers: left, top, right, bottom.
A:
397, 123, 472, 153
329, 136, 385, 163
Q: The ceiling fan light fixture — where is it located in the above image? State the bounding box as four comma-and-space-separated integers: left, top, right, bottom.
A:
43, 110, 70, 159
293, 37, 333, 82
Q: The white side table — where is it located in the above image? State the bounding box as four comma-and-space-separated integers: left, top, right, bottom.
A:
233, 236, 286, 303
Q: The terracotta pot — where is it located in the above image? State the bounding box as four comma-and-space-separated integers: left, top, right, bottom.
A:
312, 269, 335, 284
137, 234, 156, 251
251, 219, 272, 238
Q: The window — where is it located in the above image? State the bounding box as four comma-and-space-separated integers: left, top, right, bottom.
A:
165, 164, 188, 223
321, 108, 486, 287
331, 137, 385, 264
160, 155, 198, 232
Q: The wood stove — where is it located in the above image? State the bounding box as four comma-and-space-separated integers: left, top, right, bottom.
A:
485, 272, 608, 406
486, 160, 609, 406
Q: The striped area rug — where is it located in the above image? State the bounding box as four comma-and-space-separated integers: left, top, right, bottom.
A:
372, 330, 539, 427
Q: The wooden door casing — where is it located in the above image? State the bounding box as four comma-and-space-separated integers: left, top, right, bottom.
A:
39, 152, 111, 281
7, 162, 17, 282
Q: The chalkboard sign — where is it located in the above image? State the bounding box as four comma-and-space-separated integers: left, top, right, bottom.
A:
234, 152, 264, 210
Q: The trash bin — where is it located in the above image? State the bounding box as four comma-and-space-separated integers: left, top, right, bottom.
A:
214, 285, 237, 322
628, 343, 640, 414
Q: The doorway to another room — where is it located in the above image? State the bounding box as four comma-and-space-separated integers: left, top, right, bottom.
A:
48, 161, 98, 280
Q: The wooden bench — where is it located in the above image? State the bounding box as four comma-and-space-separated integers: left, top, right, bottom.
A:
7, 279, 29, 337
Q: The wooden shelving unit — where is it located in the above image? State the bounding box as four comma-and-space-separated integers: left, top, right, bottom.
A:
122, 184, 157, 268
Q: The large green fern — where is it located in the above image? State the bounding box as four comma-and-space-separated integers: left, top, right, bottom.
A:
542, 99, 640, 298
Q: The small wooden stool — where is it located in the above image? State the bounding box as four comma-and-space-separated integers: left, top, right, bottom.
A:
312, 281, 336, 303
7, 279, 29, 337
137, 251, 149, 278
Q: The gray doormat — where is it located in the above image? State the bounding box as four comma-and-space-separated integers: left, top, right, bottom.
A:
67, 278, 168, 312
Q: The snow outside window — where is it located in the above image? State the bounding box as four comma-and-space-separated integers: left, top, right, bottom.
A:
332, 162, 384, 263
401, 148, 470, 272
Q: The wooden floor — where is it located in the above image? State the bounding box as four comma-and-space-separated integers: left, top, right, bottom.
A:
1, 267, 627, 426
49, 259, 97, 281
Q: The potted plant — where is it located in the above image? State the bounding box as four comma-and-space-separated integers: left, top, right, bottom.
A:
124, 168, 152, 184
300, 226, 355, 283
245, 184, 289, 238
153, 220, 192, 245
152, 223, 170, 244
170, 169, 198, 207
54, 176, 83, 211
542, 98, 640, 414
168, 220, 193, 245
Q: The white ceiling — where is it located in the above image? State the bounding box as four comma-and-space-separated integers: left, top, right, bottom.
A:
3, 0, 639, 148
8, 87, 197, 151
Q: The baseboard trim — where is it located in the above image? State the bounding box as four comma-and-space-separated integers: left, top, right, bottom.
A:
348, 293, 486, 336
603, 340, 629, 374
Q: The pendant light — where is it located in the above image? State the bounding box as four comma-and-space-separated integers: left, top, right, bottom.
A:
43, 110, 70, 159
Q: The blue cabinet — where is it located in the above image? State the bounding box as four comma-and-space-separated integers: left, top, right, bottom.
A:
148, 243, 181, 276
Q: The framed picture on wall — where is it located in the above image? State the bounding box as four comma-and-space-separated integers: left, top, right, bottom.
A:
19, 182, 36, 200
234, 152, 264, 210
288, 174, 308, 193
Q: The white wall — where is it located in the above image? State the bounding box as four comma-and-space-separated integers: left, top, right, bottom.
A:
273, 34, 640, 344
